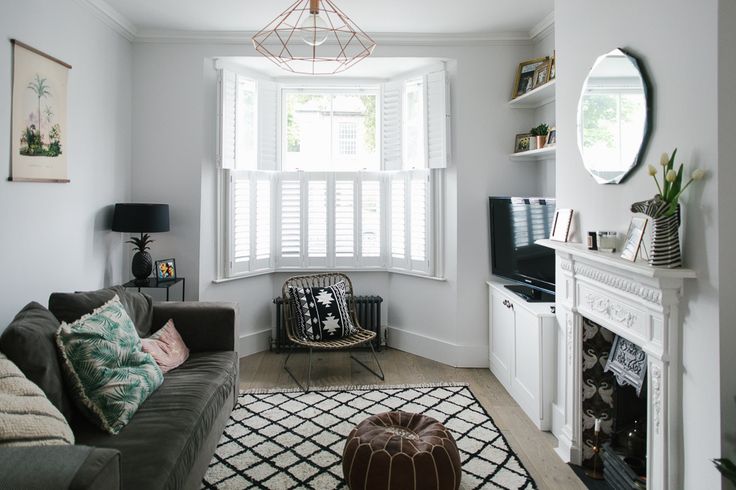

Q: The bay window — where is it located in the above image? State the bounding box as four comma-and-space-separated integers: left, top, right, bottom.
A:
217, 61, 449, 279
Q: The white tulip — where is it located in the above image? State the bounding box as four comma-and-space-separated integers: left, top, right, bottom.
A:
660, 152, 670, 166
692, 168, 705, 181
666, 169, 677, 182
647, 165, 657, 176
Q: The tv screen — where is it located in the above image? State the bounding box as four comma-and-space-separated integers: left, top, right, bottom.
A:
489, 197, 556, 294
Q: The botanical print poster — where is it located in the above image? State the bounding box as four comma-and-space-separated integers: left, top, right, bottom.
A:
10, 40, 71, 182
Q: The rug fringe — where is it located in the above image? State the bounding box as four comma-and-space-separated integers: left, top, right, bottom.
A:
239, 382, 468, 395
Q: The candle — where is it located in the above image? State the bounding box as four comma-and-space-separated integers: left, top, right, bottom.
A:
594, 418, 601, 433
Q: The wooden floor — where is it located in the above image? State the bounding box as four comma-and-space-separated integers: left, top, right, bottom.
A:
239, 348, 585, 490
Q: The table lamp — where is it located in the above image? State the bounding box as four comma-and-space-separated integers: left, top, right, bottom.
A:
112, 203, 170, 285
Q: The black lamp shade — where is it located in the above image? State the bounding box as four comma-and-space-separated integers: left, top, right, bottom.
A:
112, 203, 170, 233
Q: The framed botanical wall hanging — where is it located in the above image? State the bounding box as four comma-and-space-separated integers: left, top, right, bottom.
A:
10, 40, 71, 183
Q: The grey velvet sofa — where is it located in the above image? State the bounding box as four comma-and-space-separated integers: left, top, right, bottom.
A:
0, 286, 239, 490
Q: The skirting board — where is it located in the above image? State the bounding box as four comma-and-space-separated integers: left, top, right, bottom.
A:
238, 329, 272, 358
386, 326, 489, 368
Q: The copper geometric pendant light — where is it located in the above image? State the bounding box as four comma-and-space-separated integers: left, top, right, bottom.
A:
252, 0, 376, 75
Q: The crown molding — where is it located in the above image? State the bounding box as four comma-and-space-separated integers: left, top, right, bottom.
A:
73, 0, 553, 48
529, 11, 554, 44
74, 0, 137, 41
134, 29, 535, 46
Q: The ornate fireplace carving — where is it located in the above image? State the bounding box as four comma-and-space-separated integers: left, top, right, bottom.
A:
538, 239, 696, 490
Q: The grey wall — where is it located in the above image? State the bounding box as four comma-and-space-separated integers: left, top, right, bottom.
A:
555, 0, 721, 486
0, 0, 132, 328
719, 0, 736, 480
131, 39, 539, 364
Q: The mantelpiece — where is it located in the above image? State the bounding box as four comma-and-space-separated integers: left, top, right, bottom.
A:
537, 239, 695, 490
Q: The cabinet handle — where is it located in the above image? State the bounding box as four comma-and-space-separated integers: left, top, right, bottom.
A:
502, 299, 514, 310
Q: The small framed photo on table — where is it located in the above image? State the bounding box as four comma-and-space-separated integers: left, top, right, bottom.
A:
620, 217, 648, 262
155, 258, 177, 281
545, 127, 557, 147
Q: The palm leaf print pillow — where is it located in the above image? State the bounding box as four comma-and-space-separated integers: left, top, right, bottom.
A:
55, 295, 163, 435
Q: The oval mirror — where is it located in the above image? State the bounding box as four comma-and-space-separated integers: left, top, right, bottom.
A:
577, 48, 651, 184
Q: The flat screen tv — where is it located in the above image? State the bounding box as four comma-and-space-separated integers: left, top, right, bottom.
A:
489, 197, 556, 302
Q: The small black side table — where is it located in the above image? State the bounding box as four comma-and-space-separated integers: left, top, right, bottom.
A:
122, 277, 185, 301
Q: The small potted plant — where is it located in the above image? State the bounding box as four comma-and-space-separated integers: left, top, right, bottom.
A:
530, 123, 549, 150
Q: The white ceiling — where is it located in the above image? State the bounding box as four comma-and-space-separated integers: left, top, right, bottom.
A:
102, 0, 554, 35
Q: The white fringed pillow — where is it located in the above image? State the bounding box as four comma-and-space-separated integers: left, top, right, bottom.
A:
0, 352, 74, 446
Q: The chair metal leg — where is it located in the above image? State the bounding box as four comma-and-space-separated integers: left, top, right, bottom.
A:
284, 345, 313, 392
350, 342, 385, 381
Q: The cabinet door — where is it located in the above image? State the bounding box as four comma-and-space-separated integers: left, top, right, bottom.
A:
511, 306, 541, 425
490, 292, 514, 389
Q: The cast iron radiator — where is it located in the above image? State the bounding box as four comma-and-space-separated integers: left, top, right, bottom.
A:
272, 296, 383, 352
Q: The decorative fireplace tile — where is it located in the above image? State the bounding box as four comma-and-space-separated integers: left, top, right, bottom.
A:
581, 317, 615, 467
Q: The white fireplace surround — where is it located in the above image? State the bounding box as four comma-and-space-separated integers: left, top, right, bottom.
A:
537, 239, 696, 490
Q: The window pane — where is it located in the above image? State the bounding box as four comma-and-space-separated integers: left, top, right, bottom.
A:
335, 179, 355, 257
232, 177, 250, 263
403, 79, 426, 169
391, 177, 405, 259
361, 180, 381, 258
308, 180, 328, 257
255, 179, 270, 260
280, 179, 301, 258
282, 91, 378, 172
410, 176, 427, 261
236, 77, 257, 170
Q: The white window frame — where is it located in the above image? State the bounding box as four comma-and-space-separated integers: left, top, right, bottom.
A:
217, 64, 448, 281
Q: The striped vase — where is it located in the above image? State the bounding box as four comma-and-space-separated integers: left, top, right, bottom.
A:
650, 207, 681, 268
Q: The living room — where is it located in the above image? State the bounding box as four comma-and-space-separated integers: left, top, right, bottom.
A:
0, 0, 734, 489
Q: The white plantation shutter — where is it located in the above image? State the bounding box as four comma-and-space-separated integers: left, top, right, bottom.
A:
218, 69, 237, 169
278, 173, 302, 266
427, 70, 450, 168
230, 172, 250, 274
360, 176, 382, 264
235, 77, 258, 170
382, 81, 403, 171
390, 174, 407, 266
254, 176, 272, 268
307, 175, 329, 265
410, 171, 430, 272
334, 177, 355, 262
258, 81, 278, 171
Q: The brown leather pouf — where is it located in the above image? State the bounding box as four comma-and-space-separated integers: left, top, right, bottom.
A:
342, 411, 462, 490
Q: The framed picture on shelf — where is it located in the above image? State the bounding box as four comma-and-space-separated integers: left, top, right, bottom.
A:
550, 209, 574, 242
620, 217, 648, 261
549, 51, 556, 80
545, 127, 557, 147
155, 258, 177, 281
514, 133, 532, 153
512, 56, 550, 99
532, 60, 551, 89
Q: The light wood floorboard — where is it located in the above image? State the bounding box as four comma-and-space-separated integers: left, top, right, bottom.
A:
239, 348, 585, 490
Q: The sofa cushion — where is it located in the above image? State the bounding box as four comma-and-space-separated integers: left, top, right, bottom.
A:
73, 351, 237, 490
49, 285, 153, 337
56, 296, 163, 435
0, 352, 75, 447
141, 319, 190, 373
0, 302, 74, 420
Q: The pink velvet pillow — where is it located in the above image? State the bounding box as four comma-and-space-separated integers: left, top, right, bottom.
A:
141, 319, 189, 373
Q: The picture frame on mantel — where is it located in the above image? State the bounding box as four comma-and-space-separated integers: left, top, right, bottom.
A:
550, 209, 574, 242
9, 39, 71, 183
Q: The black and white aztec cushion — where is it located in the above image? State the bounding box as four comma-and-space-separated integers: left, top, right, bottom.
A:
289, 281, 356, 341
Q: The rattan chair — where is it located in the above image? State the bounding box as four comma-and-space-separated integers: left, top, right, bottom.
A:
282, 273, 384, 391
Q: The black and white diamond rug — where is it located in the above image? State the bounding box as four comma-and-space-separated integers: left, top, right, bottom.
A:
202, 383, 536, 489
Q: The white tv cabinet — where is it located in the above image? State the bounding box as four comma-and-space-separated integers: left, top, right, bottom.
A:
487, 280, 556, 430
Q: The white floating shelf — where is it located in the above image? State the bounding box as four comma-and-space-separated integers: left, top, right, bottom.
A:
509, 146, 556, 161
508, 79, 556, 109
